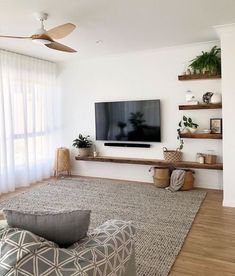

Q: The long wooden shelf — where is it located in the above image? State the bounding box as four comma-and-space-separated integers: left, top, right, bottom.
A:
179, 103, 222, 110
178, 74, 221, 81
75, 156, 223, 170
180, 133, 222, 139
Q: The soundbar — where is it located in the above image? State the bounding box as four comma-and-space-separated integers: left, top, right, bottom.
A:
104, 142, 151, 148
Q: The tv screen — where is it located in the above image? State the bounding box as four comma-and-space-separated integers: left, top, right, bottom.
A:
95, 99, 161, 142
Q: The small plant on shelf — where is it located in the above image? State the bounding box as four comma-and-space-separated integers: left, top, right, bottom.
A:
189, 46, 221, 75
73, 134, 92, 148
178, 116, 199, 135
72, 134, 92, 157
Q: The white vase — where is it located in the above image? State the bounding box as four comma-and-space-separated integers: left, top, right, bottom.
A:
185, 90, 195, 102
78, 148, 91, 157
187, 127, 197, 133
210, 93, 222, 104
181, 128, 189, 134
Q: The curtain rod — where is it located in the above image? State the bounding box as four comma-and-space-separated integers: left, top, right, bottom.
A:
0, 48, 56, 64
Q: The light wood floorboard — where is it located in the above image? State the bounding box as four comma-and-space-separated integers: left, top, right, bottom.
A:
0, 177, 235, 275
170, 189, 235, 276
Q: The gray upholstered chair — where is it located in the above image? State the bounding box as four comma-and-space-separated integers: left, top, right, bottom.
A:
0, 219, 136, 276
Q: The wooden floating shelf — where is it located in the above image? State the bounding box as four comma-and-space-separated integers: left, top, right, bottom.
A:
178, 74, 221, 81
180, 133, 222, 139
179, 103, 222, 110
75, 156, 223, 170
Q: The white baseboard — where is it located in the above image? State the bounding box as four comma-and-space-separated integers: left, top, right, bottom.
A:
223, 200, 235, 208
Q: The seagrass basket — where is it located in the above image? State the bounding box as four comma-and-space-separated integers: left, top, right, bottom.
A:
152, 166, 170, 188
180, 170, 195, 191
163, 147, 182, 162
54, 147, 71, 177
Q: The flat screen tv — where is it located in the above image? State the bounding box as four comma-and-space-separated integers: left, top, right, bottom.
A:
95, 99, 161, 142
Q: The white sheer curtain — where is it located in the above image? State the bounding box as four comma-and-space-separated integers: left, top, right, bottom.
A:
0, 50, 58, 194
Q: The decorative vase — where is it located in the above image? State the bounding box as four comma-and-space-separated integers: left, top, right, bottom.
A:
187, 127, 197, 133
202, 92, 214, 104
78, 148, 91, 157
185, 90, 195, 102
210, 93, 222, 104
181, 128, 189, 134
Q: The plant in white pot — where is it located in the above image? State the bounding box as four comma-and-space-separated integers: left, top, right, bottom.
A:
72, 134, 92, 157
178, 115, 199, 134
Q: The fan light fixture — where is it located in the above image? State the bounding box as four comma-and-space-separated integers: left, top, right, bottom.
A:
32, 38, 51, 45
0, 12, 77, 53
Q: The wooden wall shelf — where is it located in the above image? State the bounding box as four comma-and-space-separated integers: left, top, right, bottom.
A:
180, 133, 222, 139
75, 156, 223, 170
179, 103, 222, 110
178, 74, 221, 81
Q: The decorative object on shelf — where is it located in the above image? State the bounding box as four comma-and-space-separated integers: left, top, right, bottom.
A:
92, 145, 98, 157
163, 147, 183, 162
202, 92, 214, 104
198, 150, 218, 164
178, 115, 199, 134
204, 154, 217, 164
202, 129, 211, 134
54, 147, 71, 177
72, 134, 92, 157
177, 116, 199, 149
196, 153, 205, 164
185, 89, 197, 103
210, 93, 222, 104
189, 46, 221, 75
210, 118, 222, 134
184, 100, 199, 106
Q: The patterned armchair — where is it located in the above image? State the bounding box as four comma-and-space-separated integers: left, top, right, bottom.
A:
0, 219, 136, 276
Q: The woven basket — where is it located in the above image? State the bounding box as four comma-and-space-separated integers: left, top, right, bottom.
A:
180, 170, 195, 191
163, 147, 182, 162
153, 166, 170, 188
54, 147, 71, 176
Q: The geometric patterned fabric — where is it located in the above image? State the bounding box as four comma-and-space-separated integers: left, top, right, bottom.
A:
0, 219, 135, 276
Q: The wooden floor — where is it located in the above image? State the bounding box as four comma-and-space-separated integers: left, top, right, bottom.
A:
1, 178, 235, 275
170, 189, 235, 276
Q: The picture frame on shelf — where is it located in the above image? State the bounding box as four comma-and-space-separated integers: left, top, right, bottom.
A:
210, 118, 222, 134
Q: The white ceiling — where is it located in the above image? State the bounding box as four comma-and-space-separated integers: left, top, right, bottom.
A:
0, 0, 235, 62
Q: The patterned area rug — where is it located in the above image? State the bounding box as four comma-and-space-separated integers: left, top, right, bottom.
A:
0, 178, 206, 276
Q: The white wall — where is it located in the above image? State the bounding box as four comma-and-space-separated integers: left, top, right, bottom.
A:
59, 41, 223, 189
216, 24, 235, 205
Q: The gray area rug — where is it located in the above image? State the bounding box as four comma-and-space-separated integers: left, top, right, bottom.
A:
0, 178, 206, 276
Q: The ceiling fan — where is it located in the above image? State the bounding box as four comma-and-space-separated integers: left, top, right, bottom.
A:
0, 12, 77, 53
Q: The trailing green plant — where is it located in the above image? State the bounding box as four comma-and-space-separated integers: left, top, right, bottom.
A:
72, 134, 92, 148
177, 116, 199, 150
177, 130, 184, 150
189, 46, 221, 75
178, 115, 199, 130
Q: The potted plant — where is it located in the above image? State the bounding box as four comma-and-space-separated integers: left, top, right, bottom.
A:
72, 134, 92, 157
189, 46, 221, 75
163, 127, 184, 162
178, 116, 199, 134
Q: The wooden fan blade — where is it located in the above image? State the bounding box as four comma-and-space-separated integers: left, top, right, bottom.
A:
0, 35, 31, 39
45, 41, 77, 53
46, 23, 76, 39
